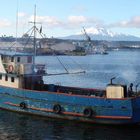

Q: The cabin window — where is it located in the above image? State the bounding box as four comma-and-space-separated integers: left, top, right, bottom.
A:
17, 57, 20, 62
11, 57, 14, 62
5, 75, 8, 81
27, 56, 32, 63
11, 77, 15, 82
0, 75, 2, 80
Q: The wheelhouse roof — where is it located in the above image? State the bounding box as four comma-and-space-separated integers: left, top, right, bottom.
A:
0, 50, 33, 57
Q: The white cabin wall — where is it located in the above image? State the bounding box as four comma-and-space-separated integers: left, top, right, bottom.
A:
0, 55, 6, 73
3, 56, 33, 74
0, 75, 19, 88
15, 56, 33, 64
15, 56, 33, 74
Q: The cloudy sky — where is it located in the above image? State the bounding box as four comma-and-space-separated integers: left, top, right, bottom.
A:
0, 0, 140, 37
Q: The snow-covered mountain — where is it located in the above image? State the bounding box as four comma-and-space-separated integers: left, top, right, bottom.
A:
60, 27, 140, 41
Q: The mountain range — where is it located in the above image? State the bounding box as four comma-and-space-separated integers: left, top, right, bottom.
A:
60, 28, 140, 41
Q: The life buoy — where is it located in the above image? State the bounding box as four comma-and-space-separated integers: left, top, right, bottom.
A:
83, 108, 93, 117
8, 65, 14, 73
53, 104, 61, 113
19, 102, 27, 109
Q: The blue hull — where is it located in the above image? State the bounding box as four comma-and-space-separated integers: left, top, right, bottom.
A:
0, 85, 140, 125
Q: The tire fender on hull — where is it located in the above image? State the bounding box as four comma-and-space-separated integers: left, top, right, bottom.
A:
83, 108, 95, 117
53, 104, 61, 114
19, 102, 27, 109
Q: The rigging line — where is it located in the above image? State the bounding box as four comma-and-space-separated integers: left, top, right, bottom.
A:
23, 28, 34, 48
68, 56, 86, 73
35, 27, 45, 38
23, 26, 34, 35
48, 47, 85, 74
47, 47, 70, 73
55, 56, 69, 73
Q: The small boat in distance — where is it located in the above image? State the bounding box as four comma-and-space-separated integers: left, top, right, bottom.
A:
0, 8, 140, 125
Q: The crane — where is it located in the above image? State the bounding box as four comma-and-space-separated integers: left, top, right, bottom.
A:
82, 27, 91, 43
81, 27, 93, 54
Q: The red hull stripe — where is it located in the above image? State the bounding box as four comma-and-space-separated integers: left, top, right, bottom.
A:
95, 115, 131, 119
5, 102, 132, 120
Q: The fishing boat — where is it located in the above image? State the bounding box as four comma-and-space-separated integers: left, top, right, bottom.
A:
1, 49, 140, 125
0, 51, 140, 125
0, 8, 140, 125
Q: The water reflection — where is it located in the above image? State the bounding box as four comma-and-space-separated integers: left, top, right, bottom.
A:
38, 50, 140, 89
0, 110, 140, 140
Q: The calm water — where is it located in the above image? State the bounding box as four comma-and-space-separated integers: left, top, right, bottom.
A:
38, 49, 140, 89
0, 49, 140, 140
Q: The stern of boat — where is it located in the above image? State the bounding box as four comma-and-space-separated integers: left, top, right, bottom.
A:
131, 96, 140, 123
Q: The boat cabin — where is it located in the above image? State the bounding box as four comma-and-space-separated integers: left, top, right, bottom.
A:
0, 51, 45, 89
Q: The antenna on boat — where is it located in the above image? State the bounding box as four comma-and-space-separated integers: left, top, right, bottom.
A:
136, 83, 139, 93
5, 0, 19, 51
15, 0, 19, 43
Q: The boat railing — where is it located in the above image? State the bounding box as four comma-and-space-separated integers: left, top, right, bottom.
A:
45, 84, 106, 97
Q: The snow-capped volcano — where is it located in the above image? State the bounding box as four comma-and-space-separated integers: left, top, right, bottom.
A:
61, 27, 140, 41
80, 27, 117, 37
